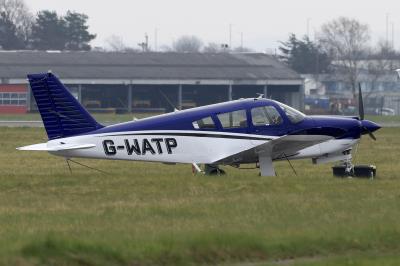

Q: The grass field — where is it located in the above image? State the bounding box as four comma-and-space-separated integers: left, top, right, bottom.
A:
0, 127, 399, 265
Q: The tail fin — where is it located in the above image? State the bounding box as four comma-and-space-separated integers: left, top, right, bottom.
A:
28, 72, 103, 139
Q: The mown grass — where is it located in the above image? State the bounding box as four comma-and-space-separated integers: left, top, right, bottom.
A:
0, 127, 399, 265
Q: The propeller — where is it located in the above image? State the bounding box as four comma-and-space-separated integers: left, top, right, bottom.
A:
358, 83, 377, 141
358, 83, 364, 120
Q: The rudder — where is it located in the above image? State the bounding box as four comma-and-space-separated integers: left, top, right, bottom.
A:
28, 72, 103, 139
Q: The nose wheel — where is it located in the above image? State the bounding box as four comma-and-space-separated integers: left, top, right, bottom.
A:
332, 155, 376, 179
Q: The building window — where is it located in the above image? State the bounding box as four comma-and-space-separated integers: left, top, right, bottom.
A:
0, 92, 27, 106
192, 116, 216, 130
251, 106, 282, 126
217, 109, 247, 129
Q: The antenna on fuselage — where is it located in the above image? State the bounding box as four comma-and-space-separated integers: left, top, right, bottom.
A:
256, 93, 264, 99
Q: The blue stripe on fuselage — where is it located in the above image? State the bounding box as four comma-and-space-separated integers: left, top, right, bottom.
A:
76, 99, 362, 140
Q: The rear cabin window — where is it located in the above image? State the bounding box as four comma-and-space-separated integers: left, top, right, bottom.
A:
217, 109, 247, 129
251, 106, 283, 126
192, 116, 216, 129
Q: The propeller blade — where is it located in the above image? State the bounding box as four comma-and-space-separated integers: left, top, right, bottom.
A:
363, 126, 377, 141
358, 83, 364, 120
367, 131, 377, 141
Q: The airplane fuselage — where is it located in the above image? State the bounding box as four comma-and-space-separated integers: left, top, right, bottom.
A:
45, 98, 370, 166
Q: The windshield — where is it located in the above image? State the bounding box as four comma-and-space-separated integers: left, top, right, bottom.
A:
278, 103, 305, 124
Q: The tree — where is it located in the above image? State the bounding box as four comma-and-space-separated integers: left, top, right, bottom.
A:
105, 35, 139, 52
0, 11, 23, 49
279, 34, 331, 74
366, 41, 400, 98
233, 46, 253, 53
64, 11, 95, 51
0, 0, 32, 49
172, 35, 203, 52
31, 10, 67, 50
318, 17, 370, 98
203, 42, 222, 53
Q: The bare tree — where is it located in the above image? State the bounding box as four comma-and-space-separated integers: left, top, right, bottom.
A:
203, 42, 222, 53
0, 0, 32, 49
105, 35, 139, 52
366, 41, 400, 98
318, 17, 370, 98
233, 46, 253, 53
172, 35, 203, 52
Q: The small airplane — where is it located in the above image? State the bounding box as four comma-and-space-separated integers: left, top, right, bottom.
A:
18, 72, 381, 176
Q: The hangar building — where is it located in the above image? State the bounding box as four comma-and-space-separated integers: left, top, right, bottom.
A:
0, 51, 303, 114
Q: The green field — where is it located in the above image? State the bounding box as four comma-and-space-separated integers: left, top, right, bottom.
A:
0, 127, 399, 265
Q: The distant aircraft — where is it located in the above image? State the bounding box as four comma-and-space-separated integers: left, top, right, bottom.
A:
18, 72, 380, 177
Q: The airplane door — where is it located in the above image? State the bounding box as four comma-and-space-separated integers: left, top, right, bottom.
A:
249, 105, 292, 144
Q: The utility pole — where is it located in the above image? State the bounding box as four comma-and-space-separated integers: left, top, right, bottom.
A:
154, 28, 158, 52
386, 13, 390, 47
138, 33, 149, 52
307, 18, 311, 38
392, 22, 395, 49
229, 24, 232, 49
145, 33, 148, 51
240, 32, 243, 51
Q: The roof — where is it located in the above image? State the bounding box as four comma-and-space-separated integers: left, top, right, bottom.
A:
0, 51, 301, 84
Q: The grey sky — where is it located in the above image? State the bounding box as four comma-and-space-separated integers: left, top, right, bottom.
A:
26, 0, 400, 52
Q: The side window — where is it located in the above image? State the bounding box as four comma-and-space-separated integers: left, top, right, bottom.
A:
192, 116, 216, 130
217, 109, 247, 129
251, 106, 283, 126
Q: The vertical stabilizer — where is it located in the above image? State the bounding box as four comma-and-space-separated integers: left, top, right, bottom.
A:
28, 72, 103, 139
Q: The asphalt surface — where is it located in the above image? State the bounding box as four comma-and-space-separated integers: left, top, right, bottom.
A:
0, 121, 115, 127
1, 120, 399, 128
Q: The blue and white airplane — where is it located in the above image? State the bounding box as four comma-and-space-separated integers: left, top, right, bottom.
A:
18, 72, 380, 176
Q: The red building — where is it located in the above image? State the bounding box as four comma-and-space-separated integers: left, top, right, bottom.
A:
0, 84, 28, 113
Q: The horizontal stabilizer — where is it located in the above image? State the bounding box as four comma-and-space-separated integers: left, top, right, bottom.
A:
17, 143, 95, 151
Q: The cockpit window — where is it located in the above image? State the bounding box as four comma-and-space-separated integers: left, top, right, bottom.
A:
217, 109, 247, 129
251, 106, 283, 126
192, 116, 216, 130
278, 103, 305, 124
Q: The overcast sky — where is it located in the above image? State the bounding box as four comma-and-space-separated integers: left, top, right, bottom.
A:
26, 0, 400, 52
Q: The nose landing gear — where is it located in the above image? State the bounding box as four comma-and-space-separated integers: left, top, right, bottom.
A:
332, 154, 376, 179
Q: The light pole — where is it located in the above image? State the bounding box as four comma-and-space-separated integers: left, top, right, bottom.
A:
386, 13, 390, 47
307, 18, 311, 38
229, 24, 232, 49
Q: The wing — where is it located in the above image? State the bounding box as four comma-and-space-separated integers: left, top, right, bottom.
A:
214, 134, 333, 176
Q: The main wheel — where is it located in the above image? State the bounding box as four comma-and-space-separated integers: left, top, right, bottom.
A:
353, 165, 376, 179
204, 164, 226, 176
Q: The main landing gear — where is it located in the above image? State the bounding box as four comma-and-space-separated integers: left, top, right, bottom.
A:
204, 164, 226, 176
